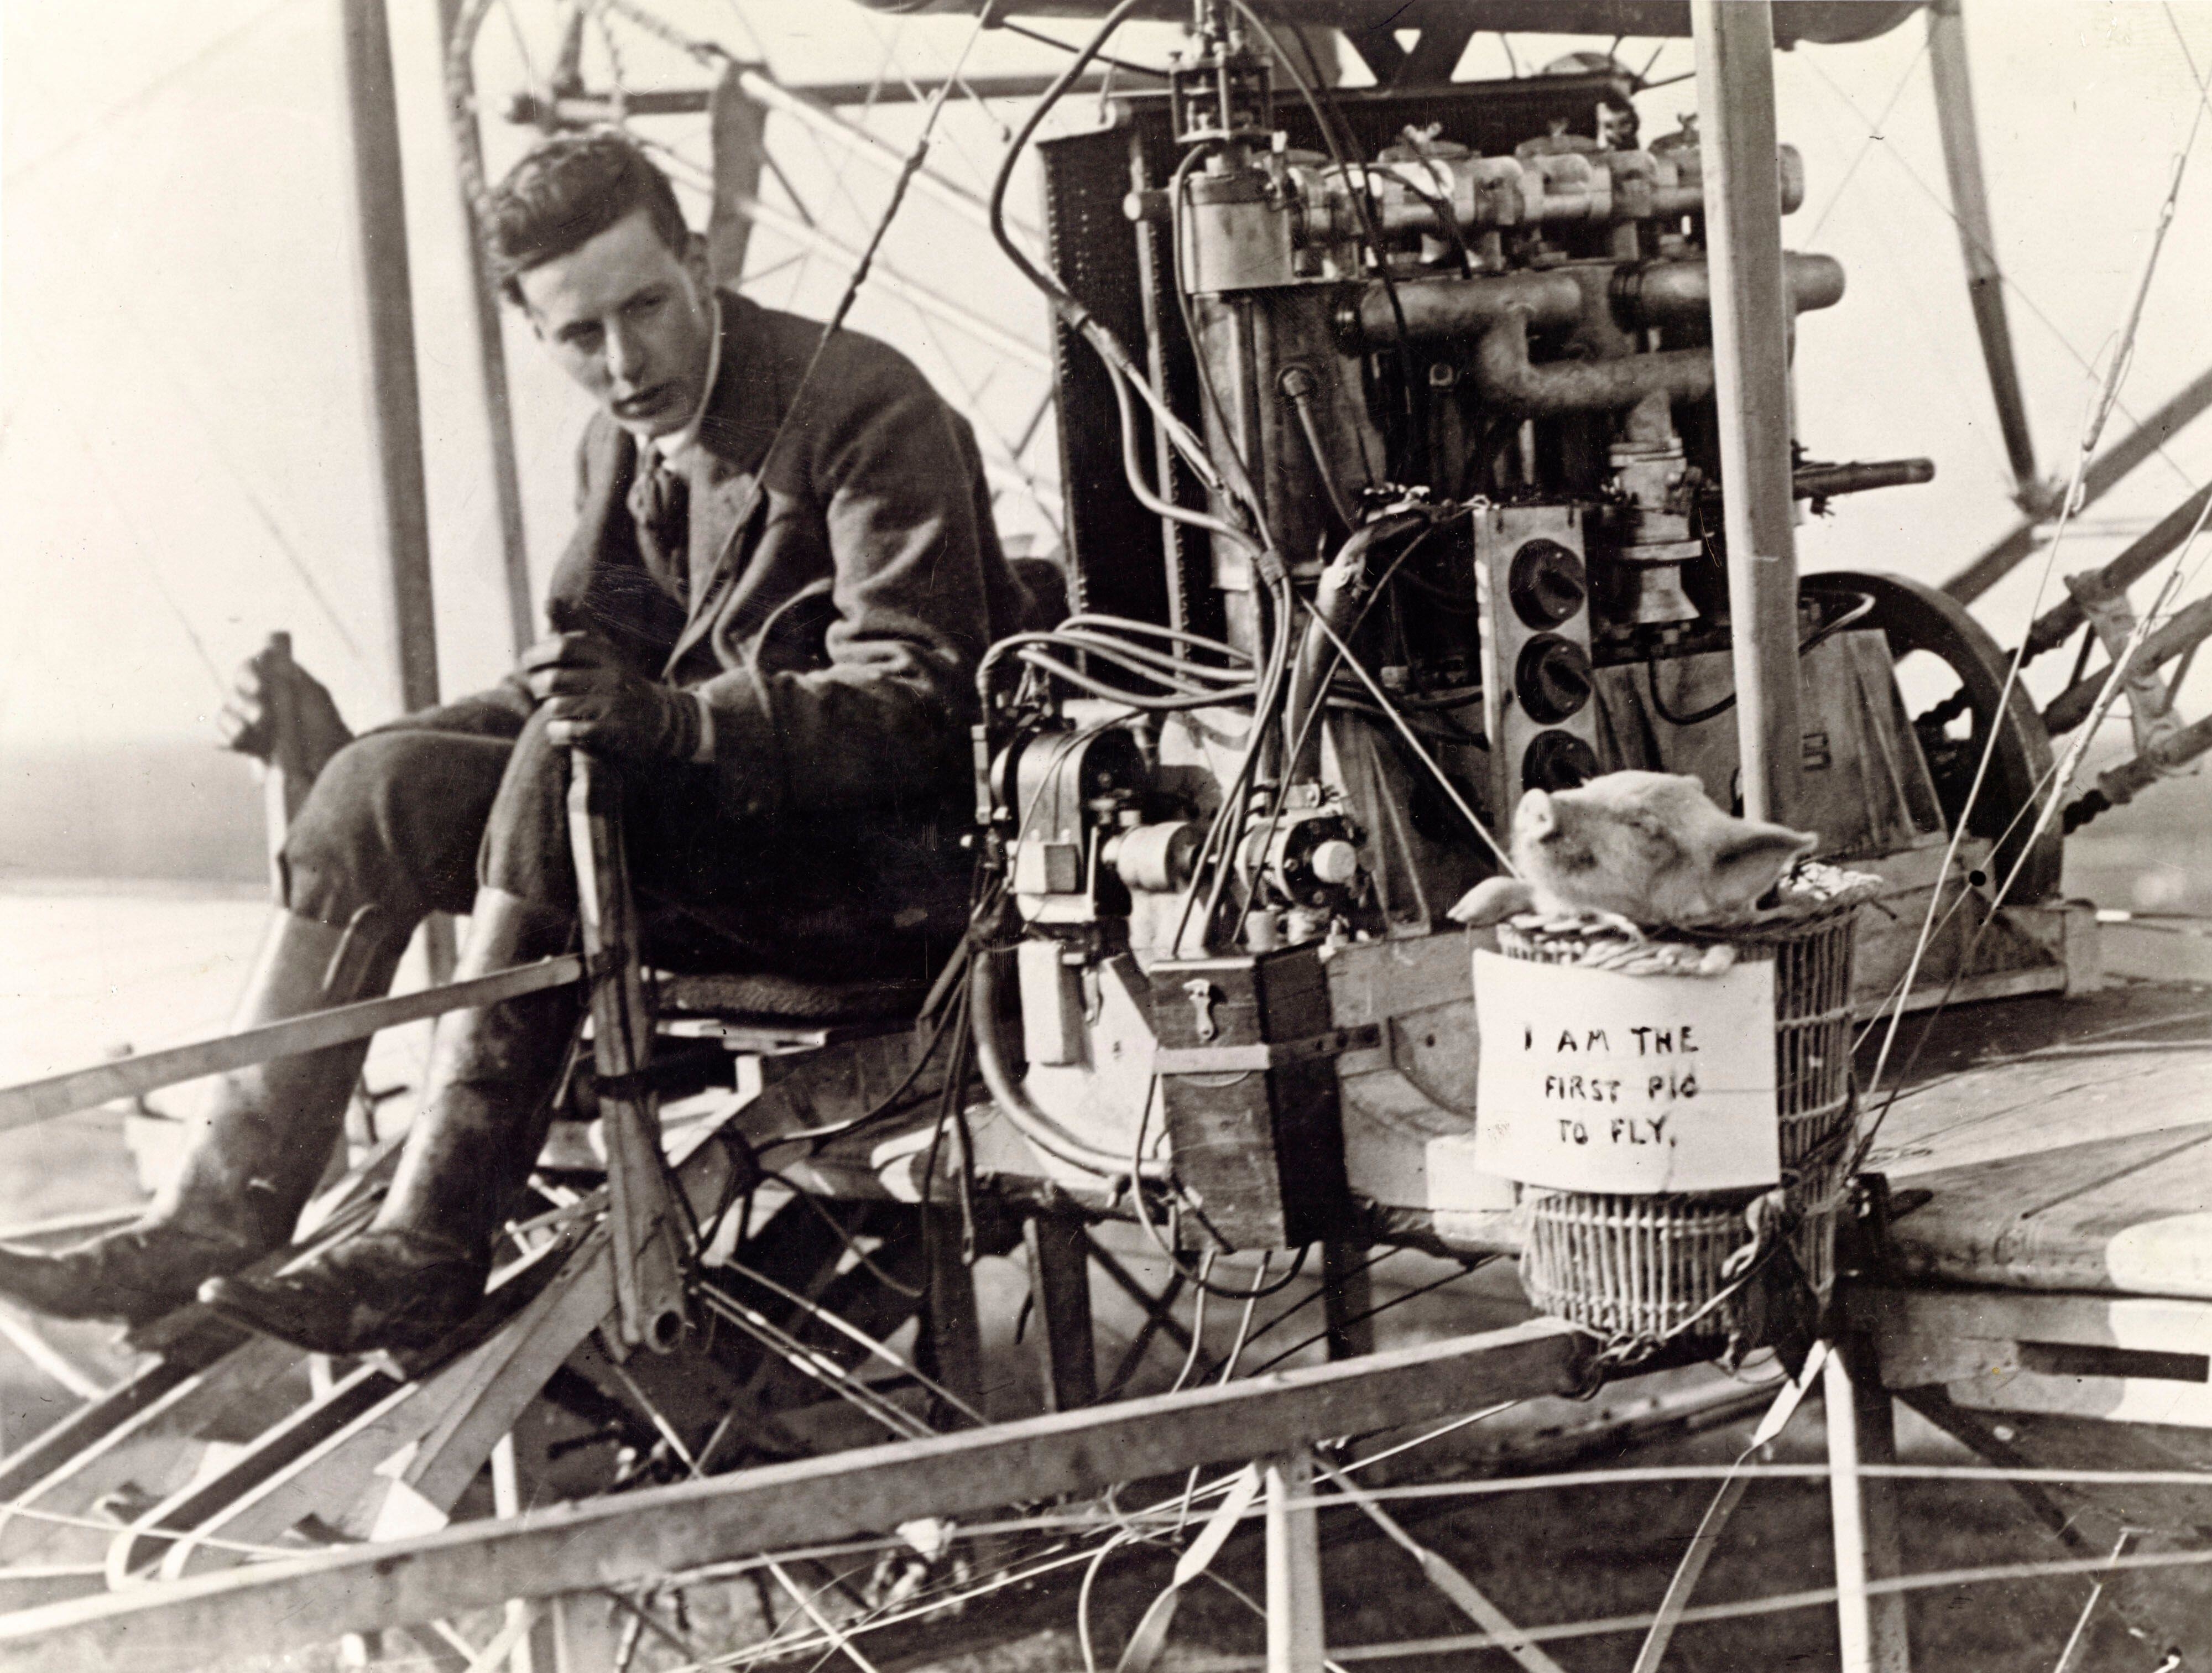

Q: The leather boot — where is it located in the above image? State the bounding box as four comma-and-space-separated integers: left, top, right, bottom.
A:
0, 908, 406, 1325
201, 890, 581, 1355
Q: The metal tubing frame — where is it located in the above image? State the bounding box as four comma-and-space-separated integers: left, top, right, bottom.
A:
1692, 0, 1803, 825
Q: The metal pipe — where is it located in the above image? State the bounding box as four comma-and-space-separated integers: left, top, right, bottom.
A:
340, 0, 440, 715
439, 0, 534, 658
1693, 0, 1802, 826
2042, 592, 2212, 736
1616, 252, 1844, 326
1792, 458, 1934, 501
969, 951, 1166, 1179
1927, 0, 2038, 499
2064, 708, 2212, 831
1336, 254, 1840, 352
1472, 308, 1714, 416
1336, 270, 1583, 351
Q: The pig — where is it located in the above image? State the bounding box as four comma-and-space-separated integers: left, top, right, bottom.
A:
1449, 770, 1818, 930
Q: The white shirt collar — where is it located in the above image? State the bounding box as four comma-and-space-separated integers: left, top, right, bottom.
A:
640, 293, 723, 473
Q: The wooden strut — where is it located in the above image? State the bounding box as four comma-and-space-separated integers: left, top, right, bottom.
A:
568, 754, 691, 1357
1692, 0, 1802, 826
0, 1320, 1592, 1672
0, 958, 585, 1133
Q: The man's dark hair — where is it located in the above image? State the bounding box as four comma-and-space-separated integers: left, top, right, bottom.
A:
486, 132, 690, 305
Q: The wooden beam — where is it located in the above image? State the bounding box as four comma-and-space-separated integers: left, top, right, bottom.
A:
339, 0, 440, 715
1025, 1215, 1098, 1410
0, 1321, 1591, 1673
1265, 1451, 1326, 1673
1692, 0, 1802, 825
1824, 1341, 1912, 1672
0, 958, 583, 1132
436, 0, 534, 659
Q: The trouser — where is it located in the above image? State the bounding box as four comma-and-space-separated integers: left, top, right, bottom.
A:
282, 699, 973, 979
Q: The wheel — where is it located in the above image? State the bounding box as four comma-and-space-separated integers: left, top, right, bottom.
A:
1807, 570, 2062, 902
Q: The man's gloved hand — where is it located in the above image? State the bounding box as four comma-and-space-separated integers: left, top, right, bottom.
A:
218, 638, 353, 781
520, 632, 703, 764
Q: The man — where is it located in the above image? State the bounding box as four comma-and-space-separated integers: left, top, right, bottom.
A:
0, 132, 1033, 1353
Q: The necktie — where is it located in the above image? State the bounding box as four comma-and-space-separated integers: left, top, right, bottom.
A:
628, 452, 691, 604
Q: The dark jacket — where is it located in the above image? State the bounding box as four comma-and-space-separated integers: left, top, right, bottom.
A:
541, 291, 1031, 823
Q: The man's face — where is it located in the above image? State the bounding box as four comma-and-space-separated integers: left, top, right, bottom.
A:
519, 209, 716, 440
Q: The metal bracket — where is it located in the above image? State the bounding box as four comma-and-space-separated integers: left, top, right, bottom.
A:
2065, 570, 2193, 773
1153, 1024, 1381, 1076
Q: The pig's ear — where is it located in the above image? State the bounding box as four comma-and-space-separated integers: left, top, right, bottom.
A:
1709, 822, 1818, 909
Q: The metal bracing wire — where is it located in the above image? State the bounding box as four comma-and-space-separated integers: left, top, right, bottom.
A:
1791, 48, 2204, 499
1855, 68, 2211, 1125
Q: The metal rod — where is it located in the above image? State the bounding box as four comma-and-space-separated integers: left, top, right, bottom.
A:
1692, 0, 1802, 825
1945, 364, 2212, 604
340, 0, 441, 713
1926, 0, 2037, 498
0, 957, 585, 1132
439, 0, 535, 659
510, 72, 1111, 121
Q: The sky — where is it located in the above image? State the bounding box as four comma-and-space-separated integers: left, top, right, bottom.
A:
4, 0, 2212, 756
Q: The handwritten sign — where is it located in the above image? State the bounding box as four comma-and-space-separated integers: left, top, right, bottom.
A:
1472, 949, 1779, 1194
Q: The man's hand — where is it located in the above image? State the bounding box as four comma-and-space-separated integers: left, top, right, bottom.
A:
520, 632, 702, 765
218, 638, 353, 781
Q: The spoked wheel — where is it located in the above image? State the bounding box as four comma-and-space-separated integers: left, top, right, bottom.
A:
1808, 570, 2062, 902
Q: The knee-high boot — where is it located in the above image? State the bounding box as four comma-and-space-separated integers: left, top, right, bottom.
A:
200, 889, 581, 1355
0, 907, 409, 1323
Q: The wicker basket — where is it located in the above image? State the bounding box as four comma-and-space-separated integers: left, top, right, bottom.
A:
1507, 903, 1860, 1348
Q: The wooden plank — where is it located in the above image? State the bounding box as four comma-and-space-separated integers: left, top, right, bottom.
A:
921, 1207, 987, 1426
1024, 1215, 1098, 1411
1265, 1451, 1326, 1673
0, 958, 583, 1132
0, 1320, 1591, 1673
1824, 1341, 1911, 1673
1878, 1130, 2212, 1297
0, 1336, 304, 1574
1850, 1285, 2212, 1429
